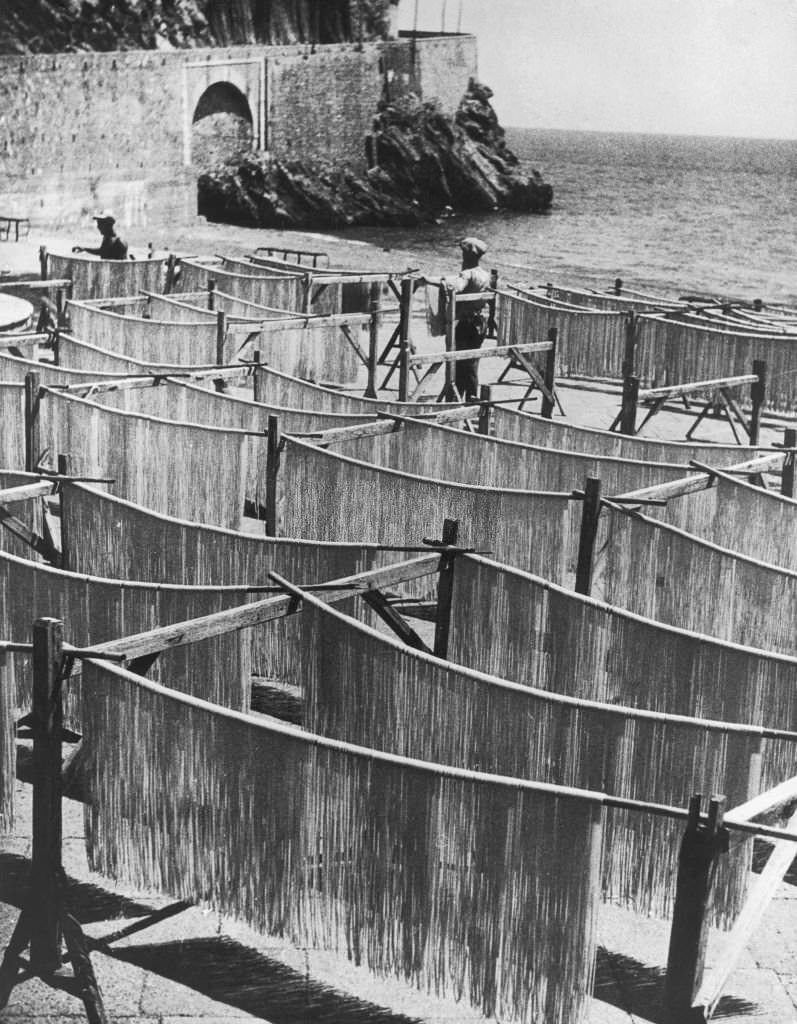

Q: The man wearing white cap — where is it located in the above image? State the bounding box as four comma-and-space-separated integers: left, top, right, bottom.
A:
72, 210, 129, 260
444, 236, 491, 400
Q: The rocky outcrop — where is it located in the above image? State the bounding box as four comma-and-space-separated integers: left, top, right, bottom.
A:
0, 0, 397, 53
198, 80, 553, 228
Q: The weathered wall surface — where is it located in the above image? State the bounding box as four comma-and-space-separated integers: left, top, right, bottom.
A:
0, 34, 477, 229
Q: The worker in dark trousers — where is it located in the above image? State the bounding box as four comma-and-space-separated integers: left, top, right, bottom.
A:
444, 237, 491, 400
72, 210, 129, 259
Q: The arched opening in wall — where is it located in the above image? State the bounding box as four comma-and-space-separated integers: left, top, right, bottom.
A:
191, 82, 254, 174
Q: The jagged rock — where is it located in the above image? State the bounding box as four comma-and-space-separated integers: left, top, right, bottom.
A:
198, 79, 553, 229
1, 0, 398, 52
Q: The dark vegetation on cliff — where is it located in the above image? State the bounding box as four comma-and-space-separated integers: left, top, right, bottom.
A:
198, 81, 554, 229
1, 0, 397, 53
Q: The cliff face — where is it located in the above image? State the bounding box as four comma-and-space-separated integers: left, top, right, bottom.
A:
1, 0, 397, 53
198, 81, 554, 228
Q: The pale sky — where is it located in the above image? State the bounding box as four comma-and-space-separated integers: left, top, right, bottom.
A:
395, 0, 797, 139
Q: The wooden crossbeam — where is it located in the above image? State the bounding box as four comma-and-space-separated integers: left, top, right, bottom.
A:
60, 365, 249, 395
408, 340, 552, 368
0, 505, 60, 566
339, 323, 370, 368
83, 556, 440, 663
359, 589, 432, 653
511, 348, 555, 406
638, 374, 758, 402
226, 312, 371, 338
0, 482, 56, 505
0, 279, 72, 290
617, 451, 784, 504
407, 361, 443, 400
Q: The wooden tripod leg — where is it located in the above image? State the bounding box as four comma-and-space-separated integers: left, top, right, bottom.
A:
61, 912, 108, 1024
684, 400, 713, 440
0, 909, 32, 1007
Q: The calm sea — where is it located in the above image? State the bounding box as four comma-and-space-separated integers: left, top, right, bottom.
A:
336, 128, 797, 305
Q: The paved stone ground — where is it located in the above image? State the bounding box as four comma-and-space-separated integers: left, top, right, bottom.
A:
3, 227, 797, 1023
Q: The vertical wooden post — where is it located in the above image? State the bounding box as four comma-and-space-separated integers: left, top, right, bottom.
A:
52, 327, 61, 367
749, 359, 766, 445
399, 277, 413, 345
398, 277, 413, 402
365, 283, 380, 398
782, 428, 796, 498
164, 253, 177, 293
303, 272, 313, 315
30, 617, 64, 973
57, 455, 71, 571
398, 341, 410, 402
55, 288, 66, 328
24, 371, 41, 473
487, 268, 498, 338
541, 326, 558, 419
215, 310, 227, 367
622, 312, 638, 380
662, 794, 728, 1024
433, 518, 459, 659
477, 385, 492, 435
619, 375, 640, 435
39, 246, 48, 281
207, 279, 216, 311
265, 415, 281, 536
252, 350, 262, 404
444, 285, 456, 400
575, 477, 602, 596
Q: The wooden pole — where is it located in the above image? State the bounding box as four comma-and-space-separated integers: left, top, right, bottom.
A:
444, 285, 456, 400
487, 268, 498, 338
164, 253, 177, 293
39, 246, 48, 281
575, 477, 602, 596
252, 350, 262, 404
365, 283, 380, 398
215, 310, 227, 367
398, 340, 410, 403
749, 359, 766, 445
265, 415, 281, 536
622, 311, 637, 380
24, 371, 41, 473
55, 287, 66, 328
477, 385, 492, 435
433, 518, 459, 659
30, 618, 64, 973
662, 794, 729, 1024
782, 428, 797, 498
541, 326, 558, 419
207, 279, 216, 311
398, 277, 413, 402
399, 277, 412, 349
57, 454, 71, 570
619, 375, 640, 435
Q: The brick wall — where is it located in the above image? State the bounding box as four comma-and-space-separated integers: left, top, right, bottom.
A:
0, 35, 478, 229
267, 45, 383, 169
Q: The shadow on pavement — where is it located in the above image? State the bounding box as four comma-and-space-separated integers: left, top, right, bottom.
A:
112, 936, 424, 1024
2, 852, 764, 1023
594, 947, 758, 1022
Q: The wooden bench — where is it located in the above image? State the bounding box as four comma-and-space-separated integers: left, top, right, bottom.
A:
0, 216, 31, 242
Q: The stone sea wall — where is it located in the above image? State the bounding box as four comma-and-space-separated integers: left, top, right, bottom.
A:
0, 34, 478, 228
